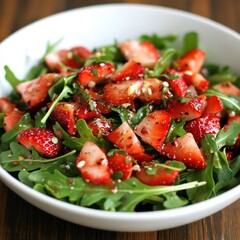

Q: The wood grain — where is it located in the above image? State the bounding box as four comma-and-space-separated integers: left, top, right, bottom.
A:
0, 0, 239, 239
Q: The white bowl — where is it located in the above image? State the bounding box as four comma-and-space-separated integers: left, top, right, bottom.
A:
0, 4, 239, 232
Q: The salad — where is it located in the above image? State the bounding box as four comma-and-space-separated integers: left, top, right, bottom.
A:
0, 32, 240, 212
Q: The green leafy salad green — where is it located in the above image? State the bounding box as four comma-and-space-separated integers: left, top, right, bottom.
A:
0, 32, 240, 212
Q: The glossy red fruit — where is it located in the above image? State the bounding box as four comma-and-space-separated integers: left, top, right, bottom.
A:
161, 133, 206, 169
108, 152, 133, 180
166, 95, 206, 121
17, 127, 62, 157
16, 73, 61, 109
108, 121, 145, 156
76, 141, 111, 185
77, 62, 115, 87
213, 81, 240, 96
0, 97, 16, 113
103, 80, 143, 106
184, 115, 221, 145
111, 60, 144, 82
135, 165, 179, 186
45, 46, 91, 73
3, 109, 25, 132
183, 72, 209, 92
202, 95, 224, 116
119, 40, 160, 68
49, 102, 79, 135
134, 110, 171, 151
175, 49, 206, 73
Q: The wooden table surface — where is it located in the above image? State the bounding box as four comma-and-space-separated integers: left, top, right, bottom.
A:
0, 0, 239, 239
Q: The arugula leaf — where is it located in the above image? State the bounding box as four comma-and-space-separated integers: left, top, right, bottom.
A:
72, 82, 95, 110
165, 119, 187, 143
152, 48, 177, 78
181, 31, 198, 55
41, 74, 76, 124
0, 141, 76, 172
4, 65, 21, 91
1, 113, 34, 143
28, 169, 205, 211
216, 121, 240, 148
84, 42, 124, 66
112, 103, 152, 128
53, 120, 108, 150
205, 89, 240, 114
139, 33, 177, 50
0, 113, 4, 128
203, 64, 237, 86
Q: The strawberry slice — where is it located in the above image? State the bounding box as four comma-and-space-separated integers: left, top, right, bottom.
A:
45, 46, 91, 73
184, 115, 221, 145
111, 60, 144, 82
174, 49, 206, 73
77, 62, 115, 87
134, 110, 171, 151
3, 109, 25, 132
166, 95, 206, 121
119, 40, 160, 68
103, 80, 143, 106
16, 73, 61, 109
161, 133, 206, 169
138, 78, 165, 103
202, 95, 224, 116
135, 165, 179, 186
108, 121, 145, 156
108, 152, 133, 180
48, 102, 79, 135
213, 82, 240, 96
87, 118, 113, 137
76, 141, 111, 185
183, 72, 209, 92
0, 98, 16, 113
17, 127, 62, 157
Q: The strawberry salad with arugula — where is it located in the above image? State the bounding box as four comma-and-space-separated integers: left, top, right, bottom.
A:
0, 32, 240, 212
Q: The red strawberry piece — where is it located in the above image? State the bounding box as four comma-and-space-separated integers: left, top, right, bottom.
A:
16, 73, 61, 109
202, 95, 224, 116
184, 115, 221, 145
134, 110, 171, 151
88, 90, 112, 114
45, 46, 91, 72
164, 68, 188, 97
174, 49, 206, 73
138, 78, 165, 103
224, 115, 240, 150
183, 72, 209, 92
119, 40, 160, 68
77, 62, 115, 87
166, 95, 206, 121
213, 81, 240, 96
17, 127, 62, 157
48, 102, 79, 135
161, 133, 206, 169
3, 109, 25, 132
76, 141, 111, 185
75, 102, 100, 121
134, 165, 179, 186
103, 80, 143, 106
87, 118, 113, 137
111, 60, 144, 82
108, 152, 133, 180
108, 121, 145, 156
0, 98, 16, 113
